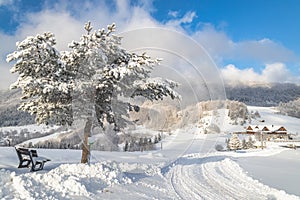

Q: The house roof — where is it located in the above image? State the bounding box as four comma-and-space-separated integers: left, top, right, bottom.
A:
246, 125, 287, 133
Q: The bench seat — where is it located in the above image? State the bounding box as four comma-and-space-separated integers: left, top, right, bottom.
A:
15, 147, 51, 172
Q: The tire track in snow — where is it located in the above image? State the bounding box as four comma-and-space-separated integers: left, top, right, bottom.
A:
168, 161, 216, 199
167, 157, 300, 200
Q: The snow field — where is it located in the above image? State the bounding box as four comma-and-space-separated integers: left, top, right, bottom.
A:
0, 106, 299, 199
0, 161, 133, 199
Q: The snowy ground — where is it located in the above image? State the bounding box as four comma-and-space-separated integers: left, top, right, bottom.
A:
0, 107, 300, 199
237, 149, 300, 197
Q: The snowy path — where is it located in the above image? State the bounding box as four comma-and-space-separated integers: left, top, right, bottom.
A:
165, 156, 298, 200
92, 154, 299, 200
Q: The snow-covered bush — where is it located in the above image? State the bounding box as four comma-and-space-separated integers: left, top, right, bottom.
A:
206, 123, 220, 133
226, 101, 249, 125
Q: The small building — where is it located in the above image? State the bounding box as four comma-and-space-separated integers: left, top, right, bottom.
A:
246, 125, 288, 140
246, 126, 256, 134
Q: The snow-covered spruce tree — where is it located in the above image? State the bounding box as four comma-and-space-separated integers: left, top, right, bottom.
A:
246, 136, 255, 149
227, 134, 241, 151
7, 22, 180, 163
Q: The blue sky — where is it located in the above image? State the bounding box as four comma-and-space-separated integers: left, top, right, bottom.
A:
0, 0, 299, 89
154, 0, 300, 49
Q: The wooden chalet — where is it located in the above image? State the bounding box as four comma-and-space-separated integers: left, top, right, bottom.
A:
246, 125, 288, 140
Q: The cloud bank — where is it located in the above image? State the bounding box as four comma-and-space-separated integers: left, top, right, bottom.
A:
221, 63, 300, 85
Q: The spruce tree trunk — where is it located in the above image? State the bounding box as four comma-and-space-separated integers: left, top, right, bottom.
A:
81, 117, 93, 163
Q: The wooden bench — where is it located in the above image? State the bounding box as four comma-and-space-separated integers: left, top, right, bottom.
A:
15, 147, 51, 172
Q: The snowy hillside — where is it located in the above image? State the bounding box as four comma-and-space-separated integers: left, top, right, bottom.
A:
247, 106, 299, 134
0, 106, 300, 199
277, 98, 300, 118
226, 83, 300, 106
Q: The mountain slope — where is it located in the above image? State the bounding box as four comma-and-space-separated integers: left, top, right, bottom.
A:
226, 83, 300, 106
0, 89, 34, 126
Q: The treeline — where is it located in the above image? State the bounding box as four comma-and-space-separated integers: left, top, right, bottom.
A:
123, 133, 162, 152
0, 126, 62, 147
277, 98, 300, 118
0, 105, 35, 126
226, 83, 300, 106
31, 132, 82, 150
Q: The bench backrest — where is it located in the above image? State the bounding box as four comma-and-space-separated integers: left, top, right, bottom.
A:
30, 150, 38, 157
15, 147, 38, 159
16, 147, 31, 155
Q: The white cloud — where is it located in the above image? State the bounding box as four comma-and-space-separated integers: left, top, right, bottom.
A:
235, 39, 297, 63
17, 10, 83, 50
262, 63, 296, 83
192, 24, 234, 61
168, 10, 179, 18
166, 11, 197, 27
221, 64, 260, 84
192, 25, 298, 64
0, 0, 13, 6
221, 63, 300, 85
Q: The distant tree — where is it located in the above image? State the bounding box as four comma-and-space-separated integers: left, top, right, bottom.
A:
228, 134, 241, 151
241, 139, 247, 149
278, 98, 300, 118
7, 22, 179, 163
246, 136, 255, 149
254, 111, 261, 118
129, 140, 134, 152
226, 101, 249, 125
124, 140, 129, 152
139, 137, 144, 152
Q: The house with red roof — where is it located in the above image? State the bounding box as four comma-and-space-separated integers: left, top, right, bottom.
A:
246, 125, 288, 140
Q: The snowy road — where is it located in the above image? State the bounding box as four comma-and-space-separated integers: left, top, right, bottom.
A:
92, 153, 299, 200
165, 156, 298, 200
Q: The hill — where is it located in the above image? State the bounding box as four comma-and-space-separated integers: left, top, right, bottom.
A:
0, 89, 34, 126
225, 83, 300, 106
